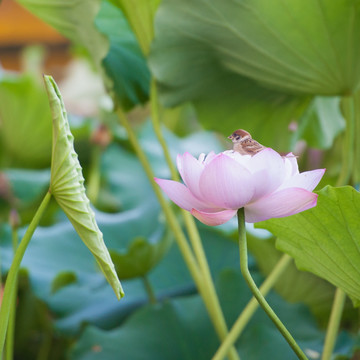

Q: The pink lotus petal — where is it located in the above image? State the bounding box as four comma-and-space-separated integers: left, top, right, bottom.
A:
154, 178, 210, 211
222, 150, 251, 168
199, 154, 255, 209
176, 152, 205, 200
250, 148, 284, 174
191, 208, 237, 226
245, 188, 318, 223
284, 153, 299, 177
202, 151, 217, 165
248, 148, 286, 199
278, 168, 325, 192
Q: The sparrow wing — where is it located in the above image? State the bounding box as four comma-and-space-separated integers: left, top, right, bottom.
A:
242, 139, 264, 155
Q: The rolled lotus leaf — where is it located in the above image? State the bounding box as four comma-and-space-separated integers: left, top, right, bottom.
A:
44, 75, 124, 299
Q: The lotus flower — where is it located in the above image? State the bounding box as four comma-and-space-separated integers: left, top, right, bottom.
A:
155, 149, 325, 226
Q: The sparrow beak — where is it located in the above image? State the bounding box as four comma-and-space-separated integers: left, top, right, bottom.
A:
227, 135, 232, 140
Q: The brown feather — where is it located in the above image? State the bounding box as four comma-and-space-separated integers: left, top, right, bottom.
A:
228, 129, 265, 156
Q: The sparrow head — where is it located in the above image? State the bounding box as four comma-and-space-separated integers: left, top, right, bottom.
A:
228, 129, 251, 143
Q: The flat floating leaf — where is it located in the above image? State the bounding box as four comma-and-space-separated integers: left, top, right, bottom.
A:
44, 75, 124, 299
51, 271, 78, 294
257, 186, 360, 306
70, 269, 325, 360
110, 228, 173, 280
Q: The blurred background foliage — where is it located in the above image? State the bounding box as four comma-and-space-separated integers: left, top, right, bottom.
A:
0, 0, 359, 359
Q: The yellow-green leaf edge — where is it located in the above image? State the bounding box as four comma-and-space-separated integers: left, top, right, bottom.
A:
44, 75, 124, 300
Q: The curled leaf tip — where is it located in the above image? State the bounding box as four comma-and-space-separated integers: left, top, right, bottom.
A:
44, 75, 124, 299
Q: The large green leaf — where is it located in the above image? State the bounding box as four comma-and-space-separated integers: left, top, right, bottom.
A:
193, 75, 311, 151
152, 0, 360, 97
44, 75, 123, 299
16, 0, 107, 70
150, 0, 360, 150
149, 0, 315, 150
248, 234, 336, 321
0, 73, 52, 167
110, 0, 161, 55
95, 0, 150, 109
257, 186, 360, 306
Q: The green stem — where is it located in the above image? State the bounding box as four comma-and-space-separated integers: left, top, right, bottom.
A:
321, 288, 346, 360
0, 191, 52, 357
150, 80, 239, 360
322, 95, 356, 360
237, 208, 308, 360
117, 106, 240, 360
87, 145, 102, 204
337, 96, 355, 186
142, 275, 157, 304
36, 322, 53, 360
5, 222, 20, 360
353, 92, 360, 185
183, 213, 241, 360
213, 254, 292, 360
115, 107, 202, 287
150, 80, 179, 181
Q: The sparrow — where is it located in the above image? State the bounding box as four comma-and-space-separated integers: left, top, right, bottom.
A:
228, 129, 265, 156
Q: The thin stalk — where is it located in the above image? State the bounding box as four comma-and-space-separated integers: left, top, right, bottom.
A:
116, 106, 201, 286
117, 106, 239, 360
322, 94, 356, 360
142, 276, 157, 304
237, 208, 308, 360
36, 323, 53, 360
150, 79, 239, 360
87, 146, 102, 204
0, 191, 52, 357
337, 96, 355, 186
150, 79, 178, 180
0, 257, 2, 296
5, 220, 20, 360
213, 254, 292, 360
353, 92, 360, 186
321, 288, 346, 360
